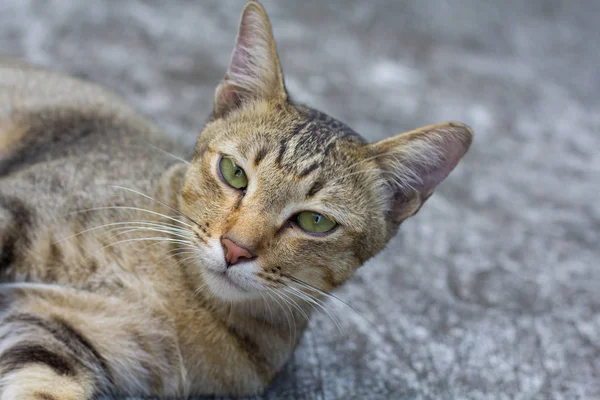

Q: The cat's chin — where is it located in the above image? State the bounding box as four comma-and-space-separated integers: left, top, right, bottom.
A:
192, 238, 264, 302
198, 261, 263, 302
203, 268, 254, 302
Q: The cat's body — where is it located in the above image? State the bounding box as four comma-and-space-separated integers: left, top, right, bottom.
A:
0, 61, 301, 397
0, 2, 472, 398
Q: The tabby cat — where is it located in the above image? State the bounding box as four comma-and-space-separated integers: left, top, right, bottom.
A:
0, 1, 472, 398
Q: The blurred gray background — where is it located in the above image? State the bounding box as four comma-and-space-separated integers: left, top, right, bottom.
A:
1, 0, 599, 399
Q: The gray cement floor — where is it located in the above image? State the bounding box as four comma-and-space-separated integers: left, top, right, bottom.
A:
1, 0, 599, 398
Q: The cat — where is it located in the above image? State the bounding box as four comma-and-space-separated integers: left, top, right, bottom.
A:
0, 1, 472, 398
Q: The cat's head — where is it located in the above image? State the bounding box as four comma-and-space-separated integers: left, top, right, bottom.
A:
179, 1, 472, 302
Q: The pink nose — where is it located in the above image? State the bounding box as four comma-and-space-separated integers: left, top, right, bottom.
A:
221, 237, 255, 266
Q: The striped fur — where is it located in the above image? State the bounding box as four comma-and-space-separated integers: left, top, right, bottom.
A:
0, 1, 472, 398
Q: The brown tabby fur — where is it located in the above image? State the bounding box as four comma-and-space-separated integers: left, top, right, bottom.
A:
0, 1, 472, 398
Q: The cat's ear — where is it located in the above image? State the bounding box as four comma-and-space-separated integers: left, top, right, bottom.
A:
369, 122, 473, 225
213, 1, 287, 118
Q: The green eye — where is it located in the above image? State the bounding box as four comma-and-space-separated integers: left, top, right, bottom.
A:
296, 211, 337, 234
219, 157, 248, 190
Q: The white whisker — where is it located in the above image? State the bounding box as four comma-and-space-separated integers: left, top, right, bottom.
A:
70, 206, 195, 229
259, 291, 274, 324
193, 283, 209, 299
156, 250, 198, 265
145, 142, 191, 165
106, 226, 194, 241
90, 237, 196, 260
265, 288, 294, 345
277, 289, 310, 322
285, 286, 343, 334
177, 254, 201, 267
54, 220, 190, 244
287, 275, 376, 329
139, 238, 196, 252
109, 185, 202, 229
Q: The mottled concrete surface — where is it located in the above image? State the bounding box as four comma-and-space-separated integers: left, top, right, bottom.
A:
1, 0, 599, 399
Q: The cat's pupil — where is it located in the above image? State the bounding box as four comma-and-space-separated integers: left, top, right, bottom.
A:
314, 214, 321, 224
234, 168, 242, 176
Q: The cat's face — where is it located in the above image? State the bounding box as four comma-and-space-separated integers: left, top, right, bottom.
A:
180, 102, 389, 301
179, 1, 472, 302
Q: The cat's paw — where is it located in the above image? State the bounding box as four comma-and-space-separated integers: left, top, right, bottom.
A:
0, 364, 93, 400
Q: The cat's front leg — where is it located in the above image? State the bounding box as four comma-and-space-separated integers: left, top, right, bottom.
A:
0, 310, 102, 400
0, 286, 110, 399
0, 364, 95, 400
0, 283, 187, 399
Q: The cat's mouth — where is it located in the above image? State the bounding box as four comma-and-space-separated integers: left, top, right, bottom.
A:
206, 269, 248, 293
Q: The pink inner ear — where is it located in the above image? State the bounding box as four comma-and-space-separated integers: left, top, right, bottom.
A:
418, 137, 470, 194
214, 2, 287, 116
228, 23, 253, 78
227, 7, 268, 83
382, 124, 472, 224
378, 123, 472, 199
215, 83, 242, 111
229, 47, 249, 78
